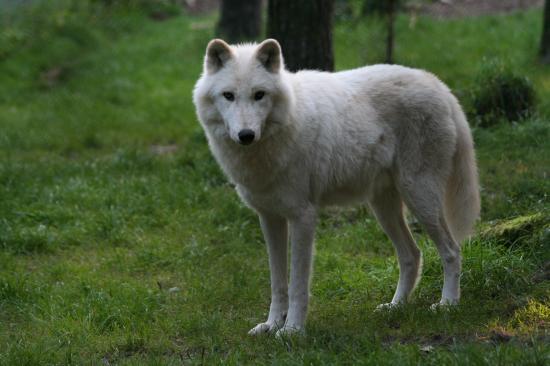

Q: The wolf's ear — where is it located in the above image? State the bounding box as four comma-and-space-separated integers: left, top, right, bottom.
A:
205, 39, 233, 74
256, 39, 282, 73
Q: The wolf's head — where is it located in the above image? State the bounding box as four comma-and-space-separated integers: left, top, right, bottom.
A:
193, 39, 293, 146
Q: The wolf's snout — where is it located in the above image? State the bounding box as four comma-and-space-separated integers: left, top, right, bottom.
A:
238, 129, 255, 145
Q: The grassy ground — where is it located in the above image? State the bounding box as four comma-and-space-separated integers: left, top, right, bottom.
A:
0, 4, 549, 365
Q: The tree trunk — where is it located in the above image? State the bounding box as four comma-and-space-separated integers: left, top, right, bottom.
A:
267, 0, 335, 72
540, 0, 550, 63
385, 0, 396, 64
217, 0, 263, 43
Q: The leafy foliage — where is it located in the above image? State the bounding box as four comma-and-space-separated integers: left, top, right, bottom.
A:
470, 59, 537, 127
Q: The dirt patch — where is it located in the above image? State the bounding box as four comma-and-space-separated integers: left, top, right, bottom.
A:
183, 0, 219, 15
412, 0, 543, 19
183, 0, 542, 19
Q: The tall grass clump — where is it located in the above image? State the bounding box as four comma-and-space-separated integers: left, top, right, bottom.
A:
470, 59, 537, 127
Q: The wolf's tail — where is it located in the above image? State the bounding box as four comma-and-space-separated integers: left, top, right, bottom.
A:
444, 101, 480, 243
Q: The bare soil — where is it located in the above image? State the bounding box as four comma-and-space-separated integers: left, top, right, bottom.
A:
415, 0, 543, 19
182, 0, 543, 18
183, 0, 220, 15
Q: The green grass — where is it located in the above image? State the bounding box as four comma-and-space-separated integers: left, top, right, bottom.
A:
0, 4, 549, 365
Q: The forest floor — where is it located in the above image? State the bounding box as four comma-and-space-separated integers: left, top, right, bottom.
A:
0, 3, 549, 365
180, 0, 545, 18
418, 0, 544, 18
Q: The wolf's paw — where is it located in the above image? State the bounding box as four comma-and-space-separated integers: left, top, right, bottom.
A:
429, 299, 458, 311
248, 321, 281, 336
275, 324, 303, 338
374, 302, 401, 312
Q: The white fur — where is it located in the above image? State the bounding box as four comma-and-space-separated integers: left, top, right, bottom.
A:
193, 39, 480, 336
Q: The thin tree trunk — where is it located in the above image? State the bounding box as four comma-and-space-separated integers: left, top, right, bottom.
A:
540, 0, 550, 63
217, 0, 263, 43
385, 0, 396, 64
267, 0, 335, 72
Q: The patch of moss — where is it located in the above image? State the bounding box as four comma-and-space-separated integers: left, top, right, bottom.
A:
480, 213, 550, 248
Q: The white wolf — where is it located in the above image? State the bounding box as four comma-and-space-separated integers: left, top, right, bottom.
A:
193, 39, 480, 336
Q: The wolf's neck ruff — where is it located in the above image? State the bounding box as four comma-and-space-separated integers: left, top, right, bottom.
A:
209, 120, 298, 191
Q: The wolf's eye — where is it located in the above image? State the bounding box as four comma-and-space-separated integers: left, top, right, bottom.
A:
223, 92, 234, 101
254, 91, 265, 101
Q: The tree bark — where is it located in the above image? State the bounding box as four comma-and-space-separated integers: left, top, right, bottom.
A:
267, 0, 335, 72
540, 0, 550, 63
217, 0, 263, 43
385, 0, 396, 64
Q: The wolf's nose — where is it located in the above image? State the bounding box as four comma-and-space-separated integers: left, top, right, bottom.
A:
238, 129, 255, 145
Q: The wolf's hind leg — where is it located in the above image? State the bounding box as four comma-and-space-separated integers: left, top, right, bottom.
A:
249, 212, 288, 335
401, 175, 462, 306
370, 184, 422, 308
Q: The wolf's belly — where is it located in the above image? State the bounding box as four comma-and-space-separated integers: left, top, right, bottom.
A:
319, 184, 370, 207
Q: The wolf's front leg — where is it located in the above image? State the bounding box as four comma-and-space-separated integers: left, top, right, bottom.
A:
248, 212, 289, 335
276, 209, 317, 337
